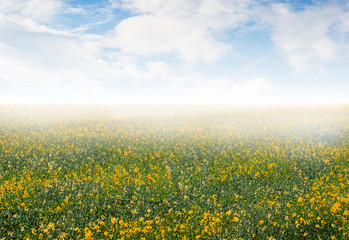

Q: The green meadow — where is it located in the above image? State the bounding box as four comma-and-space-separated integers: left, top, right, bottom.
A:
0, 105, 348, 239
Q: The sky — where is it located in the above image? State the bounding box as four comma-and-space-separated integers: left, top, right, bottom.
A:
0, 0, 348, 105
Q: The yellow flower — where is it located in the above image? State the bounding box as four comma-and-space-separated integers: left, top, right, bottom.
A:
131, 208, 138, 214
47, 222, 55, 230
331, 202, 341, 213
84, 228, 93, 239
59, 232, 67, 239
111, 217, 117, 224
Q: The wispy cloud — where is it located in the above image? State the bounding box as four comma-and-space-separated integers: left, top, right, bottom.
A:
0, 0, 62, 22
266, 2, 348, 71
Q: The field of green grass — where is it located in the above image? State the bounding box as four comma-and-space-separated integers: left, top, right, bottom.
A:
0, 105, 348, 239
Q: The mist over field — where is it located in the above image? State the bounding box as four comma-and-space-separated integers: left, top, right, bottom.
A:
0, 105, 348, 239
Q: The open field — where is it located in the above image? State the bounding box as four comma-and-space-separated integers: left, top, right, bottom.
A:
0, 105, 348, 239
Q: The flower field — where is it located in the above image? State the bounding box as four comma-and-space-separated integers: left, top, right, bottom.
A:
0, 105, 348, 239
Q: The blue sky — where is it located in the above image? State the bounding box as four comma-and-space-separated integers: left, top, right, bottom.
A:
0, 0, 348, 104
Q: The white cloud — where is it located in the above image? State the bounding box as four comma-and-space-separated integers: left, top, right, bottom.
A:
145, 61, 172, 80
0, 14, 111, 90
118, 0, 200, 17
106, 0, 254, 63
0, 12, 182, 94
0, 0, 62, 22
268, 3, 345, 71
196, 0, 253, 30
106, 14, 229, 63
116, 0, 252, 27
338, 10, 349, 33
0, 41, 102, 89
